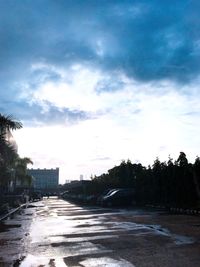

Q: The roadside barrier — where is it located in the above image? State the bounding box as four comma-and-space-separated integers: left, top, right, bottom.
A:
0, 203, 28, 222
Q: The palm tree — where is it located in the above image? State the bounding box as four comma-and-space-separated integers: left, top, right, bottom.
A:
0, 114, 22, 157
0, 114, 22, 132
15, 157, 33, 188
0, 114, 22, 188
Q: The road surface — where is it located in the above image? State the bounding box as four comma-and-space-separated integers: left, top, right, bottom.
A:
0, 197, 200, 267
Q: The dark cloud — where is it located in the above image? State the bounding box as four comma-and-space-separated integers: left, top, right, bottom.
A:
0, 0, 199, 124
0, 100, 92, 127
0, 0, 199, 82
95, 76, 125, 94
27, 66, 63, 91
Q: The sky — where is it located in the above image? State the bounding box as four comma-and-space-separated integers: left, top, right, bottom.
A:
1, 0, 200, 183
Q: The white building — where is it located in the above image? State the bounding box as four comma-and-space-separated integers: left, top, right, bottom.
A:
27, 168, 59, 191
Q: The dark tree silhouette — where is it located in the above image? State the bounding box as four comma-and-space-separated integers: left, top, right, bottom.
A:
89, 153, 199, 208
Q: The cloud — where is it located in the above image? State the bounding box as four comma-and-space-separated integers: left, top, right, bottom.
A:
0, 0, 199, 128
95, 76, 125, 94
0, 100, 92, 127
92, 157, 111, 161
1, 0, 200, 181
13, 79, 200, 181
0, 0, 199, 96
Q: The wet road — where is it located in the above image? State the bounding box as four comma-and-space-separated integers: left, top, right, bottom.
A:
0, 197, 200, 267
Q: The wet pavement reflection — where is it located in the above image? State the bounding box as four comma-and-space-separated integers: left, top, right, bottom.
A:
0, 197, 198, 266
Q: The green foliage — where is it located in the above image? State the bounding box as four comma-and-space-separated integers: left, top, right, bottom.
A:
0, 114, 21, 187
15, 157, 33, 186
90, 153, 200, 207
0, 114, 22, 133
0, 113, 33, 191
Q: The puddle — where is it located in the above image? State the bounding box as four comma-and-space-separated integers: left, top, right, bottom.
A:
19, 253, 134, 267
19, 254, 66, 267
145, 224, 195, 245
80, 256, 136, 267
30, 202, 195, 246
172, 234, 194, 245
29, 215, 115, 244
0, 198, 196, 266
28, 241, 112, 258
49, 234, 118, 243
107, 221, 195, 245
111, 221, 147, 231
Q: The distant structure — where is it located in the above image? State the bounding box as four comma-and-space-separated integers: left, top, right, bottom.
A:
80, 174, 83, 181
62, 180, 92, 194
27, 168, 59, 192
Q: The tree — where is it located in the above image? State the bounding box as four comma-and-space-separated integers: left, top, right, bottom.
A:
0, 114, 22, 163
176, 152, 188, 167
175, 152, 196, 205
0, 114, 22, 132
15, 157, 33, 187
0, 114, 22, 188
193, 157, 200, 203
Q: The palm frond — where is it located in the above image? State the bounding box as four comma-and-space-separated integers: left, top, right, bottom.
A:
0, 136, 18, 166
0, 114, 22, 131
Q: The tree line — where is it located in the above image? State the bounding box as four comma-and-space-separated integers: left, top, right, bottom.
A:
0, 114, 33, 193
91, 153, 200, 207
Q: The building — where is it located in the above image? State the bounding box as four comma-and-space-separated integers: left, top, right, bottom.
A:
62, 180, 92, 194
27, 168, 59, 193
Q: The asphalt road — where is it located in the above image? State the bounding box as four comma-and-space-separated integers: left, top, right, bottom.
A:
0, 197, 200, 267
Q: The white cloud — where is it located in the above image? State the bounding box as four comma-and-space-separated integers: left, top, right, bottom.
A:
13, 65, 200, 182
31, 65, 103, 112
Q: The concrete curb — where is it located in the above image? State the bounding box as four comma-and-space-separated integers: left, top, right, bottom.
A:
169, 207, 200, 215
146, 204, 200, 216
0, 203, 28, 222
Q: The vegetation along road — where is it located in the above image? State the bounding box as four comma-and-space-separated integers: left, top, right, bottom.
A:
0, 197, 200, 267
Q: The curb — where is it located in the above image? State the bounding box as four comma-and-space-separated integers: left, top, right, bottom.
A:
146, 204, 200, 216
169, 207, 200, 215
0, 203, 28, 222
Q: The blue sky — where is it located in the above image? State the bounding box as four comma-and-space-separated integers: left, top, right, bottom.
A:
1, 0, 200, 182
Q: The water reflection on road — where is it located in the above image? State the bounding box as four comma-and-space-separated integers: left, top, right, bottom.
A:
0, 197, 196, 266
